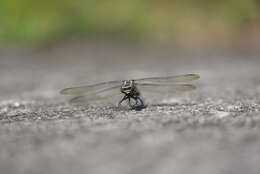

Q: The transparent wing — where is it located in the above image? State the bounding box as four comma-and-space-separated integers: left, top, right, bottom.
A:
70, 95, 115, 103
135, 74, 200, 84
138, 83, 196, 94
60, 80, 122, 95
69, 85, 121, 103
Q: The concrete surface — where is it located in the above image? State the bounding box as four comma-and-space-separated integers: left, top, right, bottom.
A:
0, 42, 260, 174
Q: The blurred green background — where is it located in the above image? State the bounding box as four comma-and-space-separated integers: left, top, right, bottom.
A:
1, 0, 260, 46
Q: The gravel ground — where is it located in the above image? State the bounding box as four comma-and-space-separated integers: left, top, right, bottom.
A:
0, 42, 260, 174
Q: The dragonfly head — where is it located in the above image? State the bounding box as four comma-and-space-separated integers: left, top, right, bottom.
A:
121, 80, 135, 94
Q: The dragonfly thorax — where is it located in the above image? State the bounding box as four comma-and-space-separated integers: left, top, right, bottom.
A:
120, 80, 135, 94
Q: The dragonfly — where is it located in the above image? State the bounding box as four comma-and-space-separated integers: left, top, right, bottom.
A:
60, 74, 200, 109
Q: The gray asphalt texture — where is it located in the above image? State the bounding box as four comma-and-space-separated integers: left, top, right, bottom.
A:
1, 42, 260, 174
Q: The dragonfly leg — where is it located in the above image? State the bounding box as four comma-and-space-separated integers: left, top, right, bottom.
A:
129, 97, 146, 110
134, 97, 144, 106
118, 95, 128, 107
128, 97, 137, 108
128, 97, 131, 106
130, 96, 144, 107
